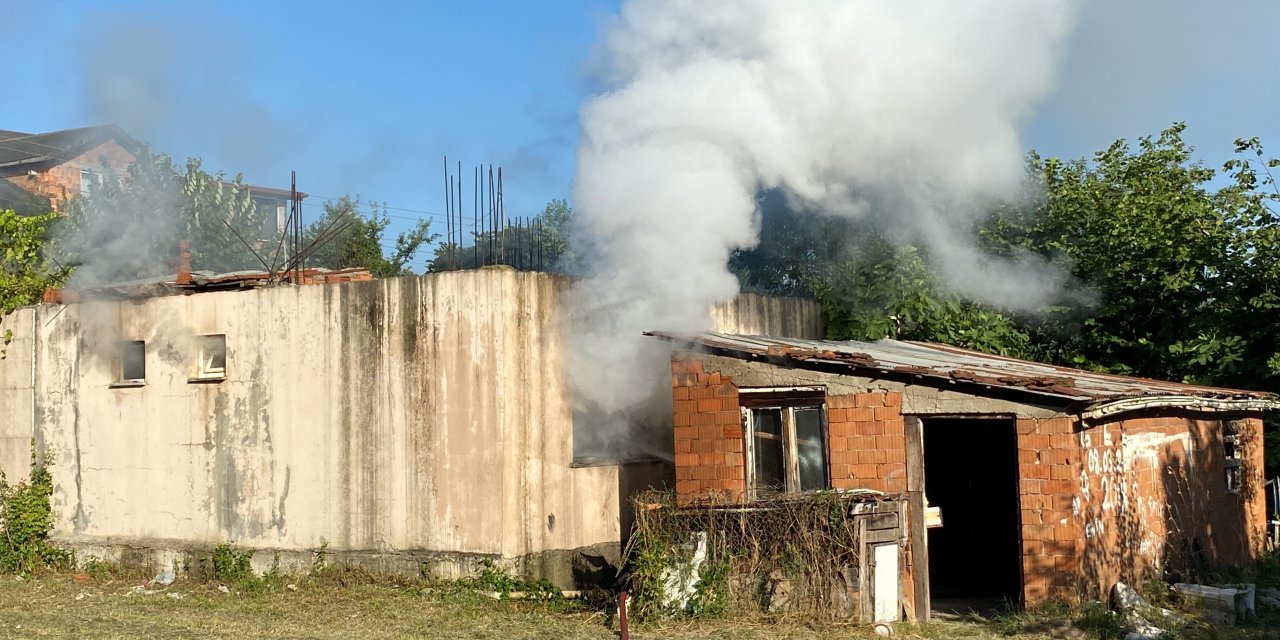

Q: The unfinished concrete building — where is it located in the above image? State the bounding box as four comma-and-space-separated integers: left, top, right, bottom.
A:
652, 332, 1275, 619
0, 268, 821, 584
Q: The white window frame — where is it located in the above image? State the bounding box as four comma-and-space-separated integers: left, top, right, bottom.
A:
193, 334, 227, 381
79, 168, 101, 197
741, 387, 829, 499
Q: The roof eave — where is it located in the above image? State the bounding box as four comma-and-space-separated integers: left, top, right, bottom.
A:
1079, 395, 1280, 421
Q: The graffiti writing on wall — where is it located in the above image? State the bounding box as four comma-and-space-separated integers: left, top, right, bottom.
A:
1075, 423, 1192, 564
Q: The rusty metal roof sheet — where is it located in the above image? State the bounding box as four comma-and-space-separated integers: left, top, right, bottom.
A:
647, 331, 1280, 412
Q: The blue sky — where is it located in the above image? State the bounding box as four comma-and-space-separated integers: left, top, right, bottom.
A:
3, 0, 1277, 272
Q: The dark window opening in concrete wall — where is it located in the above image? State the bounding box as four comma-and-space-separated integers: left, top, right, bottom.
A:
196, 335, 227, 380
923, 417, 1022, 607
116, 340, 145, 383
741, 388, 828, 497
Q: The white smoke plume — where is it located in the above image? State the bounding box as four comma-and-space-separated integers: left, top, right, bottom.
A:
568, 0, 1079, 448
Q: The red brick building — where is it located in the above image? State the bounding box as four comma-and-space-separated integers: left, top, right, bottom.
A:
0, 125, 303, 235
0, 125, 141, 212
654, 331, 1275, 617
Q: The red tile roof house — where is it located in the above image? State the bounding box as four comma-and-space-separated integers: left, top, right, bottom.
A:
649, 332, 1276, 621
0, 125, 303, 232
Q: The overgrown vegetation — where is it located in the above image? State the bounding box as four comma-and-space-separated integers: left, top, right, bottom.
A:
625, 489, 896, 621
0, 445, 73, 573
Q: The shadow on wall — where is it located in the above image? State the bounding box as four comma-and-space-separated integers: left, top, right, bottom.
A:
1160, 416, 1262, 582
1074, 412, 1264, 600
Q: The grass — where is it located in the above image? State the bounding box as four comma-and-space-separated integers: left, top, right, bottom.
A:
0, 571, 1065, 640
1, 572, 1277, 639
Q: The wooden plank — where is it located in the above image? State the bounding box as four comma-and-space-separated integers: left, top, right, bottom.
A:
857, 517, 868, 622
865, 512, 900, 531
904, 415, 930, 624
865, 527, 900, 544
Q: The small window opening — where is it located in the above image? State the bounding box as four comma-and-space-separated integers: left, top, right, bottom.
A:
1224, 421, 1243, 495
79, 169, 102, 197
196, 335, 227, 379
741, 388, 828, 498
117, 340, 145, 383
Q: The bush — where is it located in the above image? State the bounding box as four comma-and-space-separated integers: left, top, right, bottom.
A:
0, 446, 73, 573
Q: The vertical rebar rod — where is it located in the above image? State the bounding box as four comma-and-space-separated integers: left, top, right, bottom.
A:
473, 165, 479, 268
456, 160, 463, 271
443, 156, 453, 269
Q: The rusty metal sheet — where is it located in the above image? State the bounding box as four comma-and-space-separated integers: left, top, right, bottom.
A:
646, 331, 1278, 404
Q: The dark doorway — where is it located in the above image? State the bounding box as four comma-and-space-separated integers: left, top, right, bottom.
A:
923, 418, 1022, 612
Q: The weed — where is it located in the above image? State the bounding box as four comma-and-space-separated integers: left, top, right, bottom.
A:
990, 602, 1029, 636
211, 543, 255, 582
0, 445, 73, 574
80, 556, 112, 578
312, 540, 328, 573
1075, 601, 1125, 640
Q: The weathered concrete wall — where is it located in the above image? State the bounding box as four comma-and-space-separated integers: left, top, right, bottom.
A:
0, 307, 37, 481
1, 269, 616, 580
0, 270, 821, 581
708, 293, 822, 339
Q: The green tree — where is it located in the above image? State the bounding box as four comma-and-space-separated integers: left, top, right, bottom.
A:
53, 152, 267, 281
302, 195, 436, 278
1, 210, 67, 355
983, 124, 1279, 388
1, 210, 64, 315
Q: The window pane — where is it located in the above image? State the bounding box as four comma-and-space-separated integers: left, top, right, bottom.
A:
752, 409, 785, 493
794, 407, 828, 491
120, 341, 145, 381
201, 335, 227, 373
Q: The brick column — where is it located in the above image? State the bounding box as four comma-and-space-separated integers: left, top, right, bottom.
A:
672, 358, 745, 504
1016, 417, 1081, 604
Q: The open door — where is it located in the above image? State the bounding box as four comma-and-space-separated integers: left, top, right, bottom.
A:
922, 417, 1022, 614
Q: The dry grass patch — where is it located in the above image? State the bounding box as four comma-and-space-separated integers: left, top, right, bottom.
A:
0, 573, 1066, 640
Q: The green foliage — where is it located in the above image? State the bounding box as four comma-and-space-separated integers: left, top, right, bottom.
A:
302, 196, 437, 278
0, 445, 73, 573
733, 124, 1280, 475
0, 210, 66, 358
210, 542, 255, 582
312, 540, 328, 573
1074, 601, 1125, 640
0, 210, 65, 315
459, 558, 564, 602
686, 557, 730, 618
52, 154, 267, 280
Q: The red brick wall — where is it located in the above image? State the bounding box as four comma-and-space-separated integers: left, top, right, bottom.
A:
1068, 413, 1267, 601
1016, 417, 1081, 603
672, 359, 745, 504
1018, 413, 1268, 604
3, 140, 136, 211
828, 391, 906, 492
671, 356, 909, 504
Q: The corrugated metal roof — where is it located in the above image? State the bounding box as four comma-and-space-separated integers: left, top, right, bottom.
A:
648, 331, 1279, 411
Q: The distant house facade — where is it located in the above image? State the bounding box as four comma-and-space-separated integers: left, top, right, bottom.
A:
0, 125, 140, 212
0, 125, 304, 233
653, 332, 1275, 618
